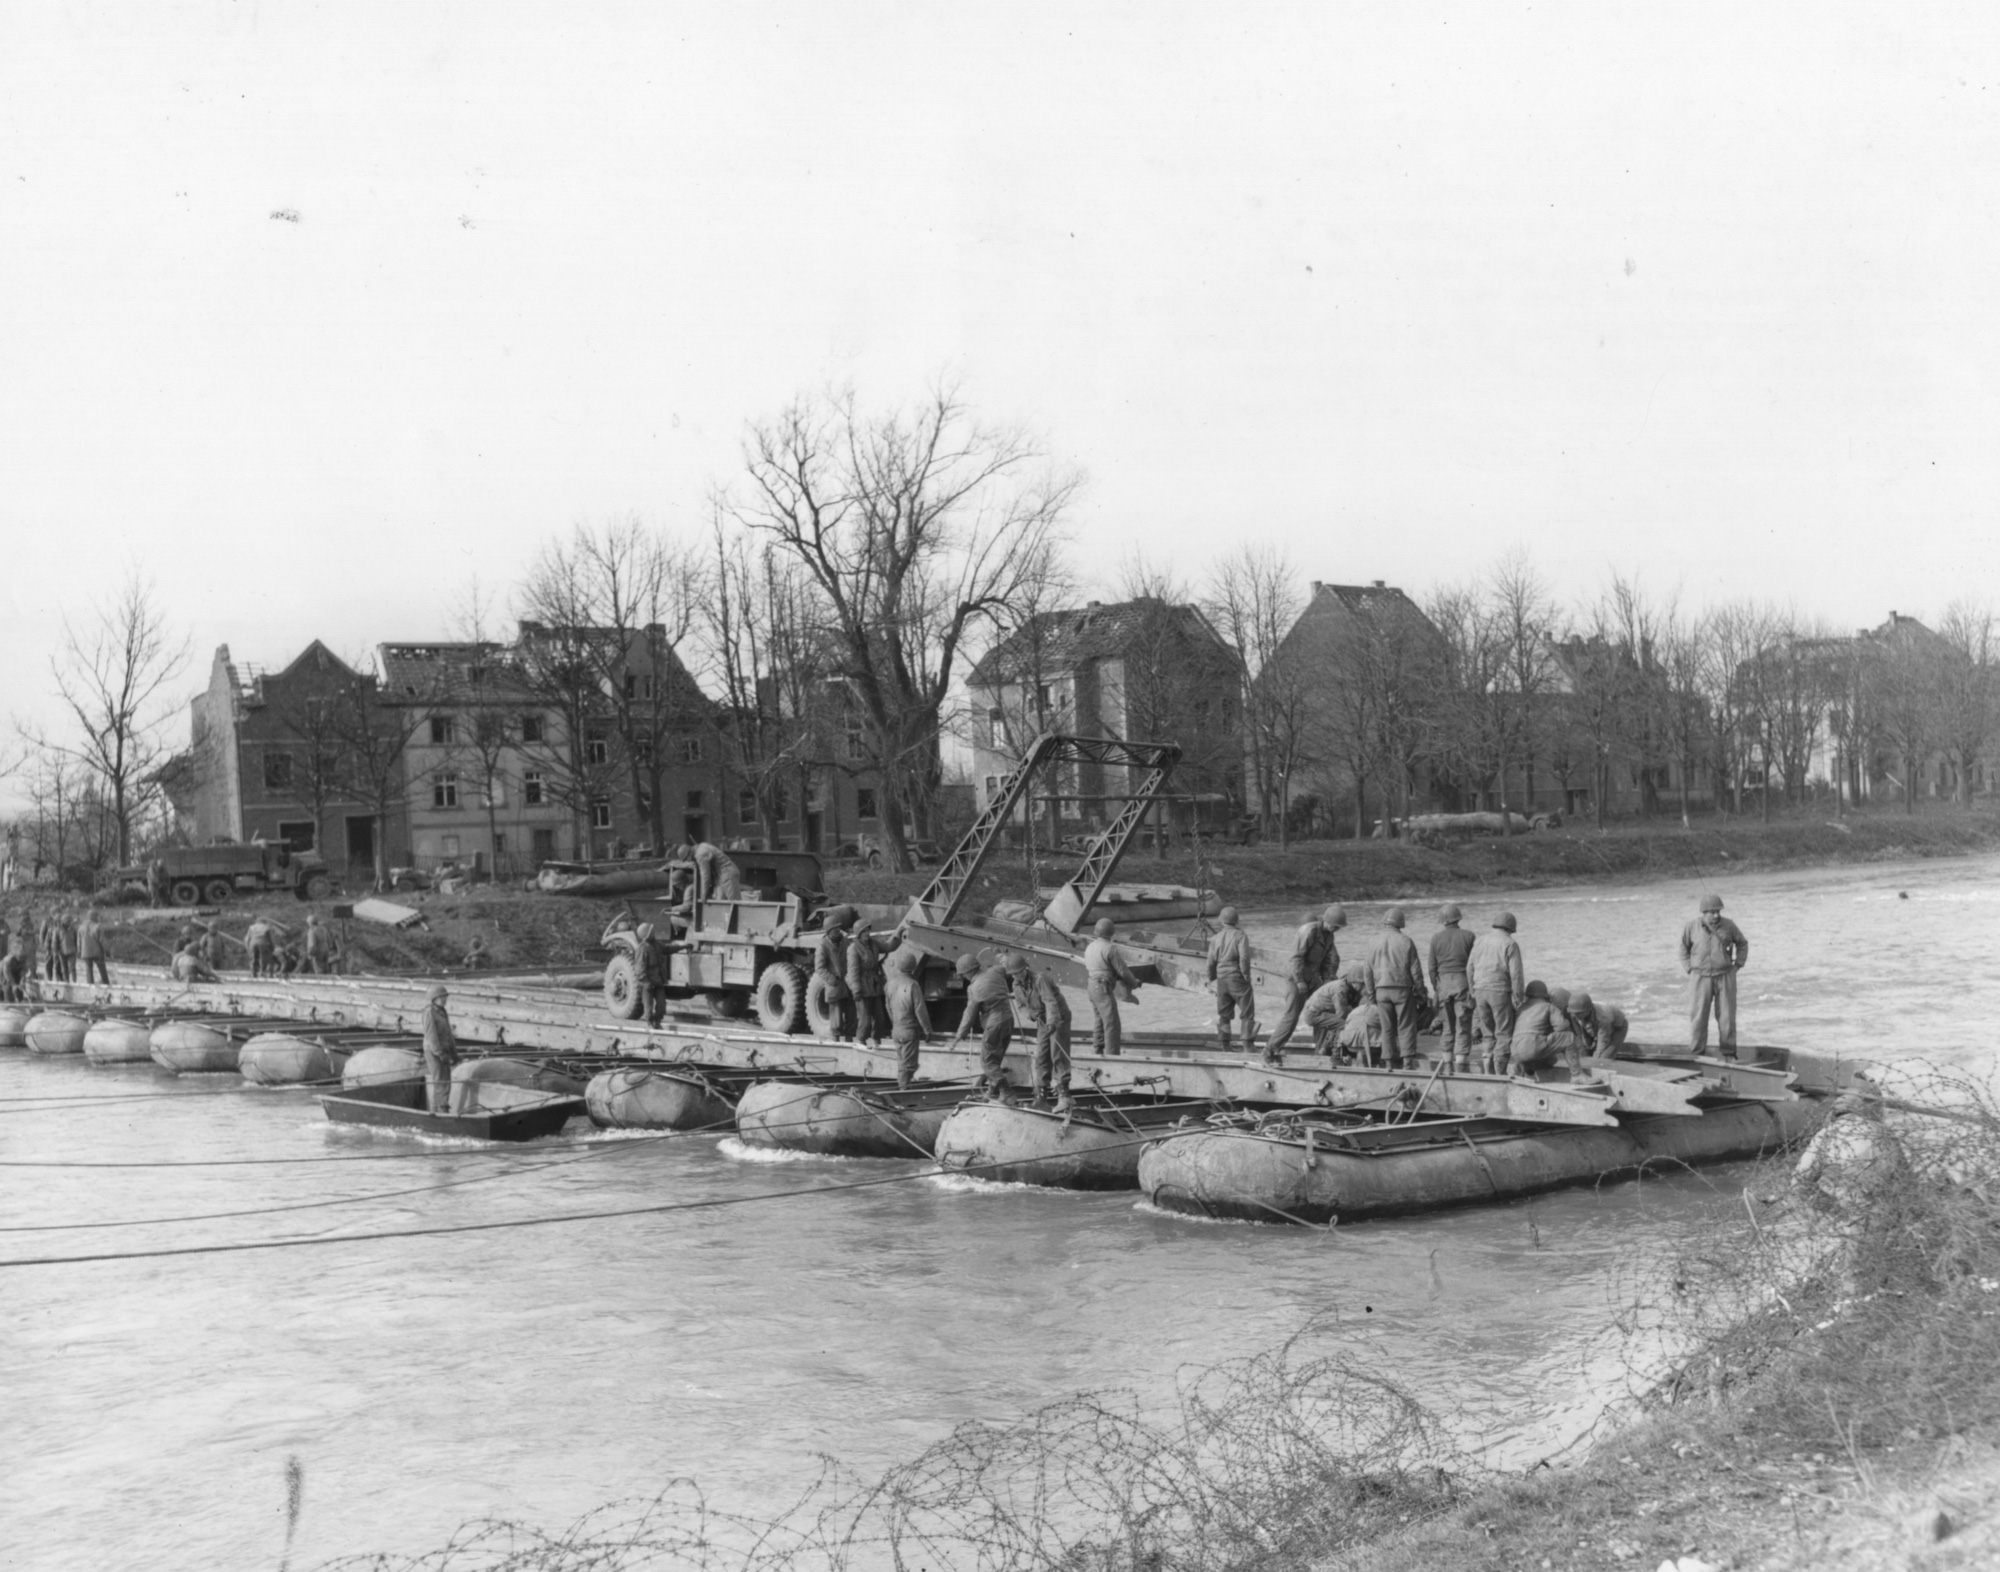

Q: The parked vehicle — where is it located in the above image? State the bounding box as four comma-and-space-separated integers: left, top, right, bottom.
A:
111, 842, 335, 907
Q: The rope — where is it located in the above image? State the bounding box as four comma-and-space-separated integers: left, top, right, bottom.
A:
0, 1118, 737, 1234
0, 1128, 1189, 1271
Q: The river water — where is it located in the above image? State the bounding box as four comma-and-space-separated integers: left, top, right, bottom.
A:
5, 853, 1997, 1570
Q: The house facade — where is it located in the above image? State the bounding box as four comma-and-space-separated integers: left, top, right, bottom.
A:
184, 641, 406, 877
966, 596, 1245, 839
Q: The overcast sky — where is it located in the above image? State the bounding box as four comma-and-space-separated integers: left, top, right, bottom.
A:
4, 2, 1997, 802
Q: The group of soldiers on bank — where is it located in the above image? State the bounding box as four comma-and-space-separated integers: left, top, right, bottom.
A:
0, 904, 112, 1000
767, 888, 1752, 1101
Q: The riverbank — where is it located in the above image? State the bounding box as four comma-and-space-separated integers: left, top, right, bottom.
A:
831, 807, 2000, 914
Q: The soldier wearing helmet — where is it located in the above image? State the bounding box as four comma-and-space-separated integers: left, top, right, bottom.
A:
949, 950, 1017, 1094
1466, 911, 1525, 1073
1006, 951, 1074, 1106
884, 943, 932, 1088
1263, 903, 1345, 1064
1205, 906, 1257, 1054
1565, 988, 1630, 1063
1362, 907, 1426, 1071
1083, 916, 1141, 1056
1679, 894, 1749, 1058
1426, 903, 1476, 1072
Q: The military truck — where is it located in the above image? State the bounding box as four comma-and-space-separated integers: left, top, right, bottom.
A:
118, 842, 336, 907
598, 849, 962, 1035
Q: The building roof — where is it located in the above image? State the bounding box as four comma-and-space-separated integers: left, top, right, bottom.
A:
968, 597, 1234, 687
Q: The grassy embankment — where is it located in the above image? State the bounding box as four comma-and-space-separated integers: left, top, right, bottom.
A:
832, 806, 2000, 915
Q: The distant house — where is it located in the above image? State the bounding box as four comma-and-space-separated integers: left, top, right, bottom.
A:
185, 641, 403, 877
966, 596, 1244, 838
1267, 580, 1445, 831
373, 642, 585, 876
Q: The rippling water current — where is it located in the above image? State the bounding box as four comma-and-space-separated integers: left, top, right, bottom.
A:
6, 854, 1998, 1568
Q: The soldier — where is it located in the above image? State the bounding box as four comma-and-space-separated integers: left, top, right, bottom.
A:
1506, 981, 1573, 1077
949, 952, 1016, 1095
1680, 894, 1750, 1059
1263, 904, 1345, 1063
844, 920, 896, 1046
462, 934, 490, 970
244, 915, 276, 978
1299, 975, 1356, 1057
76, 906, 109, 985
1362, 907, 1426, 1071
147, 857, 166, 909
40, 910, 61, 983
198, 921, 225, 975
1466, 912, 1525, 1074
1205, 906, 1257, 1054
1427, 904, 1476, 1071
1336, 999, 1385, 1061
884, 943, 932, 1089
813, 905, 857, 1040
421, 984, 458, 1114
634, 922, 669, 1026
1083, 917, 1141, 1057
170, 941, 218, 985
692, 842, 742, 902
1006, 952, 1074, 1106
1565, 989, 1631, 1062
302, 913, 335, 975
55, 906, 79, 983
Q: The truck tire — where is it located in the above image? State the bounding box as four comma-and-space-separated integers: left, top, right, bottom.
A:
203, 879, 233, 907
170, 879, 202, 907
602, 952, 643, 1020
755, 961, 807, 1034
704, 990, 750, 1021
302, 873, 333, 901
805, 972, 845, 1041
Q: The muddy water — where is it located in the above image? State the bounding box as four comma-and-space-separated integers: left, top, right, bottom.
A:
4, 854, 1995, 1570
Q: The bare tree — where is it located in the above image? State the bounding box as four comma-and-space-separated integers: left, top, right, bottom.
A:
1487, 555, 1562, 833
517, 519, 705, 854
37, 574, 190, 866
1659, 606, 1716, 828
1424, 582, 1506, 815
1701, 602, 1775, 815
1929, 600, 1998, 805
1872, 615, 1938, 814
1206, 546, 1310, 845
732, 383, 1076, 871
325, 658, 431, 891
966, 558, 1080, 858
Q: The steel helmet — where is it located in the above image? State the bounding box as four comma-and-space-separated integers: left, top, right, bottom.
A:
1524, 979, 1548, 1000
1493, 912, 1517, 932
1440, 903, 1462, 923
1567, 989, 1593, 1015
428, 984, 448, 1002
1385, 906, 1406, 928
1219, 906, 1239, 925
1321, 904, 1347, 928
1546, 985, 1571, 1011
955, 953, 981, 977
1094, 918, 1117, 939
1003, 952, 1030, 974
1700, 894, 1724, 913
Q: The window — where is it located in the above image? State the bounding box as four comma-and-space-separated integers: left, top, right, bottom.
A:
623, 673, 656, 701
520, 714, 544, 744
738, 789, 758, 823
856, 787, 878, 820
531, 827, 556, 862
772, 783, 790, 820
277, 820, 316, 851
986, 707, 1004, 748
493, 831, 506, 861
433, 772, 459, 809
587, 736, 610, 766
633, 736, 654, 766
485, 778, 507, 809
590, 799, 613, 830
844, 717, 866, 761
443, 834, 461, 858
686, 789, 704, 811
263, 752, 293, 791
430, 716, 456, 745
523, 771, 546, 806
680, 734, 704, 764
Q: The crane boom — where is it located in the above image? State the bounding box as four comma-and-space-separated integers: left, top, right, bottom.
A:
908, 733, 1183, 931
